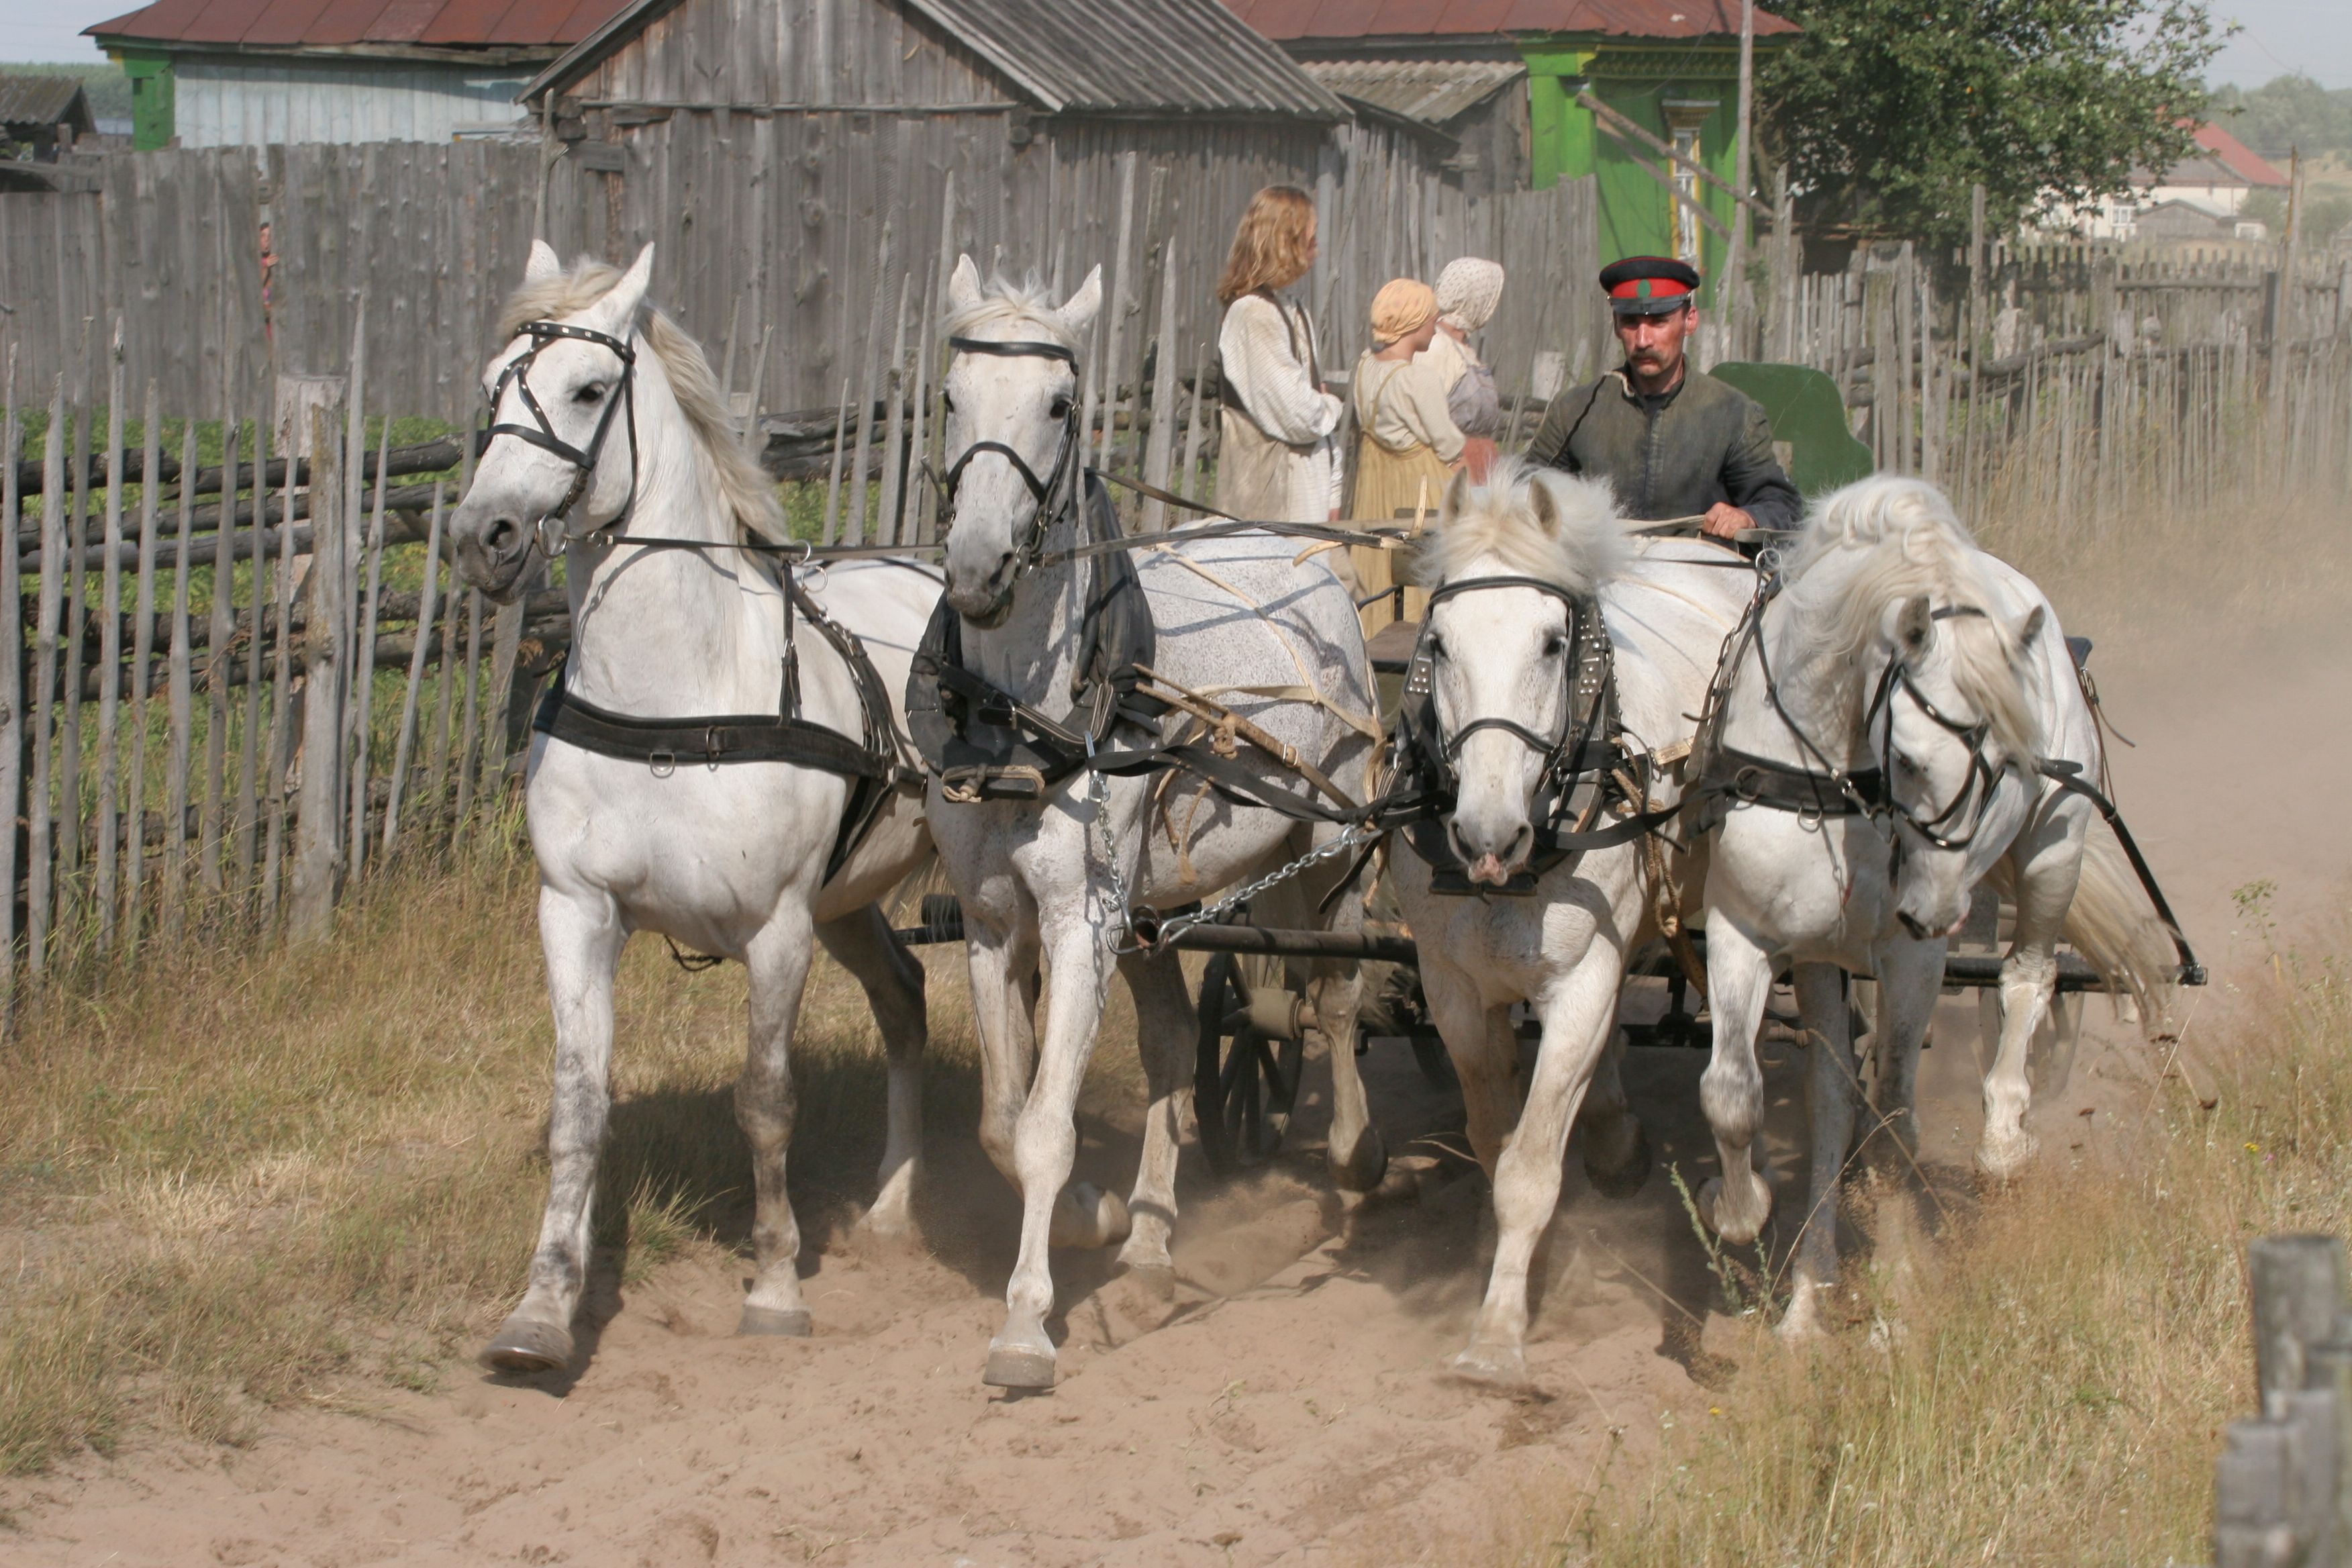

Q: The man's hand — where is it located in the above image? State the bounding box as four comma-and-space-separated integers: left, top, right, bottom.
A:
1702, 502, 1754, 540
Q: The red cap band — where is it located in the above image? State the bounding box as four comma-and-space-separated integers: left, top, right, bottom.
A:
1606, 277, 1694, 302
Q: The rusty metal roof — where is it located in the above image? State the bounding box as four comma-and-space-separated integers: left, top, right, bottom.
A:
1226, 0, 1798, 42
1297, 57, 1520, 124
0, 76, 95, 130
85, 0, 636, 52
528, 0, 1349, 119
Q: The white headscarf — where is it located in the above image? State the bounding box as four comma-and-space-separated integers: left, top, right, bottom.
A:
1436, 258, 1506, 333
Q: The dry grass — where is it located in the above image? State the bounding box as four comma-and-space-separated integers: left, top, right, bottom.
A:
0, 824, 999, 1477
1528, 938, 2348, 1567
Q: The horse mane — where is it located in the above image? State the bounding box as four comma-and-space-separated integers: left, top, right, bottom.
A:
944, 274, 1078, 349
1418, 457, 1626, 596
1783, 475, 2041, 761
496, 258, 785, 544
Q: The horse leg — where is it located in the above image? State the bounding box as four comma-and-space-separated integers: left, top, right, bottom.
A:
1260, 847, 1383, 1191
736, 906, 820, 1336
1865, 938, 1943, 1167
481, 887, 626, 1373
1980, 830, 2081, 1179
816, 903, 928, 1240
985, 909, 1124, 1390
1454, 950, 1622, 1389
1780, 963, 1859, 1340
1113, 944, 1193, 1273
1579, 1018, 1652, 1198
1696, 917, 1775, 1246
962, 875, 1041, 1189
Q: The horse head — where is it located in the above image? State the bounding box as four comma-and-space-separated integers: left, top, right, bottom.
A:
936, 256, 1101, 627
1419, 461, 1626, 885
1869, 591, 2048, 939
451, 240, 656, 601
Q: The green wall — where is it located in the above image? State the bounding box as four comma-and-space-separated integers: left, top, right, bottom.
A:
111, 48, 174, 151
1518, 40, 1771, 313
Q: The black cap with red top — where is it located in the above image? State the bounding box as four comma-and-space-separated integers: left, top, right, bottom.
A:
1598, 255, 1700, 317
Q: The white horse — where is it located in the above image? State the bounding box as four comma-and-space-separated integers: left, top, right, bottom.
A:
924, 260, 1383, 1389
1692, 475, 2177, 1337
448, 242, 940, 1372
1388, 462, 1751, 1389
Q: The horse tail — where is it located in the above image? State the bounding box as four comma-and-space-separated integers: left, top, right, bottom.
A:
2063, 815, 2178, 1032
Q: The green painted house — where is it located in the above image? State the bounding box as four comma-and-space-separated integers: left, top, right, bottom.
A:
1228, 1, 1798, 311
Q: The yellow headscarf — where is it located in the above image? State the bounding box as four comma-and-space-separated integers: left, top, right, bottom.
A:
1368, 278, 1436, 348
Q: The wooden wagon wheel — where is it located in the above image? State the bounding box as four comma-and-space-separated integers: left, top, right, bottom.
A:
1193, 952, 1306, 1174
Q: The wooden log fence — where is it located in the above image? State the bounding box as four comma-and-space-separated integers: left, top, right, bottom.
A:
2214, 1234, 2352, 1568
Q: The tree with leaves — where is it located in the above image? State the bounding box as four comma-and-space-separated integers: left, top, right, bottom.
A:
1763, 0, 2226, 251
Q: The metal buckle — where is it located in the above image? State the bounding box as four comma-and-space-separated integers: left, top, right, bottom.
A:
535, 513, 569, 559
648, 750, 676, 779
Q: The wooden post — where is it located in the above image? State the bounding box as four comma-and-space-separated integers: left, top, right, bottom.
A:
29, 378, 62, 976
451, 588, 485, 848
904, 264, 937, 546
1140, 237, 1181, 532
163, 418, 195, 937
422, 560, 461, 830
820, 378, 850, 546
95, 324, 126, 951
848, 224, 893, 546
1178, 340, 1209, 503
348, 425, 390, 878
2216, 1235, 2351, 1568
199, 384, 236, 894
1723, 0, 1756, 356
1098, 153, 1140, 479
61, 367, 88, 922
382, 483, 443, 857
125, 379, 160, 951
259, 416, 299, 924
877, 276, 911, 548
289, 403, 346, 943
0, 350, 21, 1011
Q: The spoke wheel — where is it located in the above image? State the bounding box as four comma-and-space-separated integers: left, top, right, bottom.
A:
1194, 953, 1306, 1174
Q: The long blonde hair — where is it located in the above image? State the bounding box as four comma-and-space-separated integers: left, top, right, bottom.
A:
1216, 186, 1316, 306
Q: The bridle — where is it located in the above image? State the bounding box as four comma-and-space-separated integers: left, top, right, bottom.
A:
936, 336, 1083, 584
483, 318, 642, 558
1861, 610, 2014, 852
1418, 574, 1599, 802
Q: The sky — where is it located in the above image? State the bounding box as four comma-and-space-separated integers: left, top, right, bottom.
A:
2, 0, 2348, 88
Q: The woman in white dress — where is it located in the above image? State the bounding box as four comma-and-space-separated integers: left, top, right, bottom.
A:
1420, 256, 1507, 467
1213, 186, 1343, 524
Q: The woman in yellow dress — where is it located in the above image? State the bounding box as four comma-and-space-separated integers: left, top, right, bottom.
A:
1350, 278, 1465, 631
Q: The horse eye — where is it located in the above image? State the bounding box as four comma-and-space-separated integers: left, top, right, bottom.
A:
1543, 632, 1568, 658
574, 383, 606, 405
1049, 395, 1073, 421
940, 388, 955, 413
1427, 635, 1445, 661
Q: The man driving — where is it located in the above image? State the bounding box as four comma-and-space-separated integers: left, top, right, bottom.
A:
1524, 256, 1800, 542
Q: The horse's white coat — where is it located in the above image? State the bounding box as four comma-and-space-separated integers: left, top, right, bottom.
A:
930, 261, 1382, 1389
448, 244, 940, 1371
1391, 464, 1751, 1388
1695, 475, 2175, 1338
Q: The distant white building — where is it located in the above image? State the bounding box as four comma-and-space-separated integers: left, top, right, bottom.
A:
2065, 121, 2287, 242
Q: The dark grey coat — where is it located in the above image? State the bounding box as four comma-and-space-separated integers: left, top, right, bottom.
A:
1524, 366, 1801, 532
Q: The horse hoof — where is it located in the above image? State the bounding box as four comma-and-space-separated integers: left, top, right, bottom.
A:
1975, 1130, 2040, 1183
736, 1305, 813, 1338
1698, 1172, 1770, 1246
1329, 1123, 1389, 1193
1449, 1342, 1531, 1393
1049, 1183, 1131, 1250
982, 1338, 1059, 1390
479, 1314, 571, 1375
1583, 1116, 1652, 1199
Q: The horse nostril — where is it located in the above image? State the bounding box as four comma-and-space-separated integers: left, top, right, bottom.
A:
484, 516, 521, 553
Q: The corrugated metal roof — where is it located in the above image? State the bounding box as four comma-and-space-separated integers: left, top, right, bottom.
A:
86, 0, 633, 50
1226, 0, 1798, 42
527, 0, 1349, 118
0, 76, 95, 129
1297, 57, 1520, 124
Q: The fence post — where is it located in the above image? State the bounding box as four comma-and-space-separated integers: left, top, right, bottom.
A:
288, 403, 346, 944
2218, 1235, 2350, 1568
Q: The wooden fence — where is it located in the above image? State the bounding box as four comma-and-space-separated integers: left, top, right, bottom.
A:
2214, 1234, 2352, 1567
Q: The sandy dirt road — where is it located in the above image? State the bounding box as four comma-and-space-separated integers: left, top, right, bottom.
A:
8, 595, 2347, 1568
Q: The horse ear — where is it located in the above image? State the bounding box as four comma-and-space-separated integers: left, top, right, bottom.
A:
1895, 594, 1933, 654
586, 242, 654, 336
949, 254, 984, 313
1059, 265, 1104, 335
1527, 473, 1561, 535
2014, 603, 2047, 653
1440, 465, 1471, 522
524, 239, 562, 287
